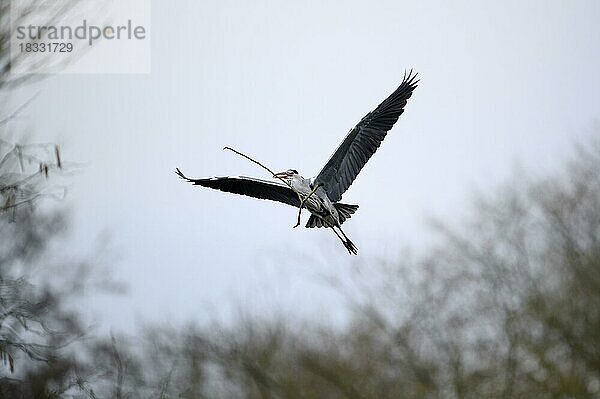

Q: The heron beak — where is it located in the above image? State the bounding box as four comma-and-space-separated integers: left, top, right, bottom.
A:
273, 171, 287, 179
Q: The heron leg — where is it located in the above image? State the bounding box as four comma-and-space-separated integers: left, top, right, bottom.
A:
337, 227, 350, 242
332, 226, 358, 255
293, 183, 323, 228
330, 226, 345, 244
293, 207, 303, 228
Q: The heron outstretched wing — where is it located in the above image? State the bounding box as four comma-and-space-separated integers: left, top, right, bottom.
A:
314, 71, 419, 202
176, 168, 301, 208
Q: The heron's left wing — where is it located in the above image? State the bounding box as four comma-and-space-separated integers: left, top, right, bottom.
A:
314, 71, 419, 202
176, 168, 301, 208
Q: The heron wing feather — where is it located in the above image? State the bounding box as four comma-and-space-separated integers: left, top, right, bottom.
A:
315, 71, 418, 202
176, 169, 301, 208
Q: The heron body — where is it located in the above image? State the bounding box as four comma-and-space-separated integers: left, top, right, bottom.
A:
288, 174, 338, 224
176, 71, 419, 254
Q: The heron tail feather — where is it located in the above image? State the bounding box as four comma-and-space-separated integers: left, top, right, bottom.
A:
334, 203, 359, 222
305, 203, 359, 228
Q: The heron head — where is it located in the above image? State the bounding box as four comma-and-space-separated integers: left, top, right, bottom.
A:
273, 169, 298, 180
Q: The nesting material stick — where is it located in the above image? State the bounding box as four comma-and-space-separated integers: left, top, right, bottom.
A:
223, 146, 279, 179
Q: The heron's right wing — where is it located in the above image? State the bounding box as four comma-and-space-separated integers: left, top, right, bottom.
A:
314, 71, 419, 202
176, 168, 301, 208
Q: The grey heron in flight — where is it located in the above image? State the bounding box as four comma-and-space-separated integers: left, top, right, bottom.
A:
176, 71, 418, 254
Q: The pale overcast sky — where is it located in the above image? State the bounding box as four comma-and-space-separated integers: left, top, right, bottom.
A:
12, 0, 600, 331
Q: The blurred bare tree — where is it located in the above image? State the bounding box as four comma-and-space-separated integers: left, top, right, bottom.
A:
0, 1, 123, 397
79, 137, 600, 398
0, 0, 93, 88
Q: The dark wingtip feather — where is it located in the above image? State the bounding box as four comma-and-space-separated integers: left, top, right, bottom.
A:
402, 69, 420, 88
175, 168, 193, 182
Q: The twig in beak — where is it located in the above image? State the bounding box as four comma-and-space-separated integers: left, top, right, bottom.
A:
223, 146, 278, 177
223, 146, 312, 228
